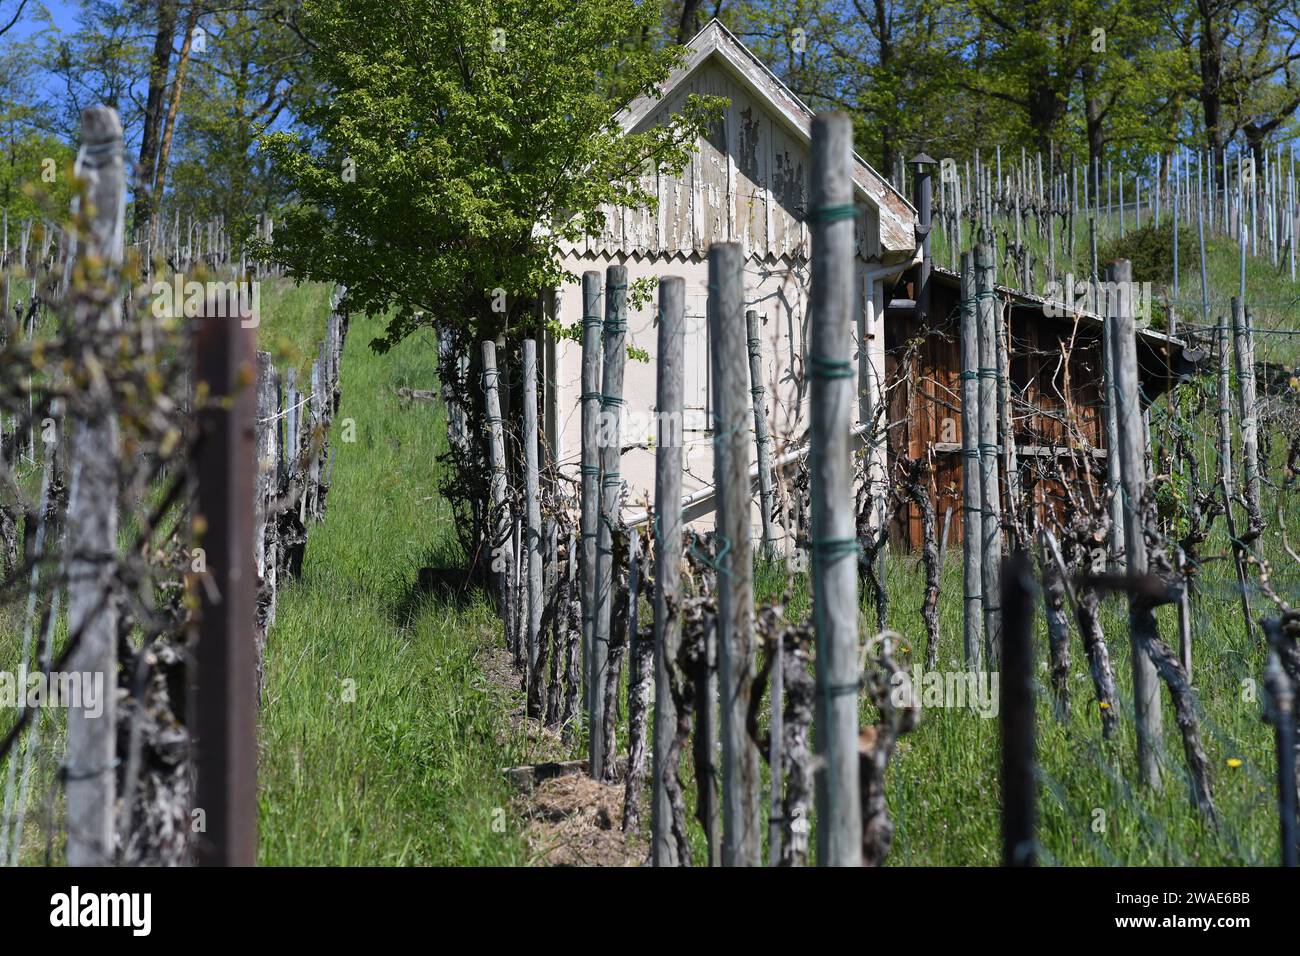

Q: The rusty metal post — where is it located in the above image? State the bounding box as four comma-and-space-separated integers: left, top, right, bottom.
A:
1001, 551, 1037, 867
1262, 618, 1299, 867
191, 293, 259, 867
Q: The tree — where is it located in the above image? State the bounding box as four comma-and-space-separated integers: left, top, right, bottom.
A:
43, 2, 142, 144
1161, 0, 1300, 178
1225, 0, 1300, 168
944, 0, 1111, 156
742, 0, 964, 178
0, 28, 76, 237
166, 3, 315, 242
1074, 1, 1183, 173
261, 0, 720, 349
133, 0, 180, 240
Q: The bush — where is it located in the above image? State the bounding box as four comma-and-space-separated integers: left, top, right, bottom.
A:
1098, 221, 1195, 287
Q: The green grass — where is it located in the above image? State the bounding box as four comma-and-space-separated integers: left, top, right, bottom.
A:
255, 278, 335, 376
872, 554, 1285, 866
256, 306, 550, 866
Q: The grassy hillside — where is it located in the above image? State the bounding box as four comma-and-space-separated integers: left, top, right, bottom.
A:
255, 239, 1295, 865
256, 295, 544, 866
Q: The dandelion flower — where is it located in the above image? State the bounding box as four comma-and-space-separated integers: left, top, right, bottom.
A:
1226, 758, 1243, 768
1099, 701, 1110, 710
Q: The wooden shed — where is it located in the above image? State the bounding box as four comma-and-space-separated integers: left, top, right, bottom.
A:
544, 20, 917, 538
885, 267, 1198, 550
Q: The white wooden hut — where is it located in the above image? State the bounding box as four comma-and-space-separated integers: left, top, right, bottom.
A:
543, 20, 918, 536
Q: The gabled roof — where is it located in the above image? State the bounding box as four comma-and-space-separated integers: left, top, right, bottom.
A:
615, 19, 917, 257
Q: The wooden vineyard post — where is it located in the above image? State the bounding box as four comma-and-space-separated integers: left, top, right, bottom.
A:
305, 357, 322, 522
506, 376, 521, 666
1231, 298, 1261, 532
192, 288, 259, 867
523, 337, 543, 717
937, 504, 953, 570
768, 624, 785, 867
960, 252, 983, 671
579, 272, 602, 725
808, 113, 862, 867
1177, 543, 1193, 680
1001, 552, 1037, 866
695, 611, 721, 866
1101, 286, 1125, 570
651, 276, 685, 867
481, 341, 512, 658
1107, 259, 1164, 790
284, 367, 299, 477
745, 309, 777, 558
1, 208, 8, 327
65, 106, 125, 866
593, 264, 627, 781
253, 351, 279, 688
975, 242, 1003, 664
1226, 298, 1259, 641
1216, 317, 1234, 494
623, 528, 650, 828
995, 298, 1020, 537
708, 242, 760, 866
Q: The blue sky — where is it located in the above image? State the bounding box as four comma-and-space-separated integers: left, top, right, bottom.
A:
4, 0, 79, 41
3, 1, 85, 113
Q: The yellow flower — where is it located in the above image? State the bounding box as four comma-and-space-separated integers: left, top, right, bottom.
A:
1226, 758, 1243, 768
1098, 701, 1110, 710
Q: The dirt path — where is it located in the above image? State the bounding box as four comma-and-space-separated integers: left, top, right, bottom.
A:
474, 626, 645, 866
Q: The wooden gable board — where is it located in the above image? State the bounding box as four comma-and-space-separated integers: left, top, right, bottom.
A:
615, 19, 915, 258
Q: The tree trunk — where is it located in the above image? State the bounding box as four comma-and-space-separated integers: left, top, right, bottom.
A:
151, 2, 201, 244
675, 0, 703, 43
1198, 5, 1225, 185
134, 0, 179, 241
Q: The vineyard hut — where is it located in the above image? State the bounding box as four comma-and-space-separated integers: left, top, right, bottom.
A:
539, 19, 1199, 550
543, 20, 917, 537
